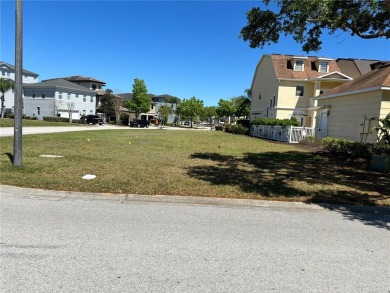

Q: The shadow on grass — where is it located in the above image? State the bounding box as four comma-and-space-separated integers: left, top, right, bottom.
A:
3, 153, 13, 164
188, 151, 390, 230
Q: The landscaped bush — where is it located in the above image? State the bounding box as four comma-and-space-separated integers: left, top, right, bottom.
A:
300, 136, 390, 158
300, 136, 325, 147
43, 116, 83, 124
224, 124, 249, 135
251, 117, 300, 127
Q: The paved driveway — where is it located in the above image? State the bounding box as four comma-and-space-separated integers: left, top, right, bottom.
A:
0, 125, 210, 137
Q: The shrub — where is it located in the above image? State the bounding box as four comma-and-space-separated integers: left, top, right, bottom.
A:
251, 117, 300, 127
215, 125, 224, 131
299, 136, 324, 147
43, 116, 70, 123
301, 136, 390, 158
225, 124, 249, 135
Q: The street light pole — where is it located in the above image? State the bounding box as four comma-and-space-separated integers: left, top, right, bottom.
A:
13, 0, 23, 166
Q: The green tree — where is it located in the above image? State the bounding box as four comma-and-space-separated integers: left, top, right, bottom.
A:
202, 106, 217, 129
216, 99, 235, 124
233, 89, 251, 118
98, 89, 115, 120
240, 0, 390, 52
125, 78, 151, 119
0, 78, 15, 118
159, 105, 172, 127
177, 96, 204, 128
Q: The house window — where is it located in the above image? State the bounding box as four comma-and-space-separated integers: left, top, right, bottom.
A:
42, 91, 45, 98
67, 93, 70, 100
294, 60, 304, 71
37, 107, 40, 115
92, 84, 97, 90
259, 90, 262, 100
90, 97, 93, 103
319, 61, 329, 73
1, 71, 4, 76
83, 110, 86, 115
32, 91, 35, 98
7, 72, 10, 76
83, 97, 86, 102
272, 95, 275, 108
59, 92, 62, 99
76, 94, 79, 98
90, 110, 93, 114
296, 85, 304, 96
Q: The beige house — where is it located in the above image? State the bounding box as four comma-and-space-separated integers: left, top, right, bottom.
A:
315, 64, 390, 143
250, 54, 352, 127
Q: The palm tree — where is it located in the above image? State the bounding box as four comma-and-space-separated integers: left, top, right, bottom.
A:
235, 88, 252, 119
0, 78, 15, 118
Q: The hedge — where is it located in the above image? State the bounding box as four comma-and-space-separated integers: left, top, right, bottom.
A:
300, 136, 390, 158
251, 117, 300, 127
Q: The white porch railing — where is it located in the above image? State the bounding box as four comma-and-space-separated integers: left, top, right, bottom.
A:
251, 125, 318, 143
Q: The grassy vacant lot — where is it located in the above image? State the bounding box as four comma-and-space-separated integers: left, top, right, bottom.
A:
0, 129, 388, 206
0, 118, 78, 127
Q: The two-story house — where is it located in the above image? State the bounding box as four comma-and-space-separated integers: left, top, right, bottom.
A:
118, 93, 179, 123
0, 61, 39, 116
23, 78, 97, 120
250, 54, 352, 127
63, 76, 106, 109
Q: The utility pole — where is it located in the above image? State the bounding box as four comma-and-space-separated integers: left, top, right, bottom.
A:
13, 0, 23, 166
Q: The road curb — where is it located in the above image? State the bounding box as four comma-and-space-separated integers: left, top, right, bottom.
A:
2, 184, 389, 213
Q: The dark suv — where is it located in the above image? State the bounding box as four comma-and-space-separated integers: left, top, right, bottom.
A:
129, 119, 150, 128
84, 115, 103, 125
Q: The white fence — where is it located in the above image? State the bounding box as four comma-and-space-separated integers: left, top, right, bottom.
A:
251, 125, 319, 143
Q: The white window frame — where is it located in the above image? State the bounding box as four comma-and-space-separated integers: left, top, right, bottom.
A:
319, 61, 329, 73
294, 60, 304, 71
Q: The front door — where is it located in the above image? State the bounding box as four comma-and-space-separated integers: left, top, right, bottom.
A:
319, 111, 328, 138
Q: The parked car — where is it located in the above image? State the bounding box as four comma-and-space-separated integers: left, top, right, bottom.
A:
84, 115, 103, 125
129, 119, 150, 128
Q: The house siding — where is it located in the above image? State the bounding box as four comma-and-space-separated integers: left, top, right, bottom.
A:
317, 91, 383, 143
250, 56, 278, 118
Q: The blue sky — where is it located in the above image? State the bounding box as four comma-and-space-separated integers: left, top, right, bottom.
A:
1, 1, 389, 106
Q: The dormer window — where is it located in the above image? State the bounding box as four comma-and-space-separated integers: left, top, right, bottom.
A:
294, 60, 304, 71
92, 84, 97, 90
319, 61, 329, 73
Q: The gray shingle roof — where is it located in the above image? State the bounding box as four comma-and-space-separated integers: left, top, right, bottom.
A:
23, 78, 96, 94
0, 61, 39, 77
64, 76, 106, 85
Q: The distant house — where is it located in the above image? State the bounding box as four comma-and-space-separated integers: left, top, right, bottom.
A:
250, 54, 352, 127
118, 93, 178, 123
23, 78, 96, 120
0, 61, 39, 116
315, 64, 390, 143
63, 76, 106, 109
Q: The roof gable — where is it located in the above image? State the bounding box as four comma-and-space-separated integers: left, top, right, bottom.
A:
317, 71, 352, 80
318, 64, 390, 98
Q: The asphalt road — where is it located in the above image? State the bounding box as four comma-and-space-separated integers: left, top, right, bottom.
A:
1, 186, 389, 292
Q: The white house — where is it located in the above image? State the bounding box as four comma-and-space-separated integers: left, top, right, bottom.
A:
0, 61, 39, 116
23, 78, 97, 120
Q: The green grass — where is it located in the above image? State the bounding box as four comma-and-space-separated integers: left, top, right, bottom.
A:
0, 118, 80, 127
0, 129, 388, 206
